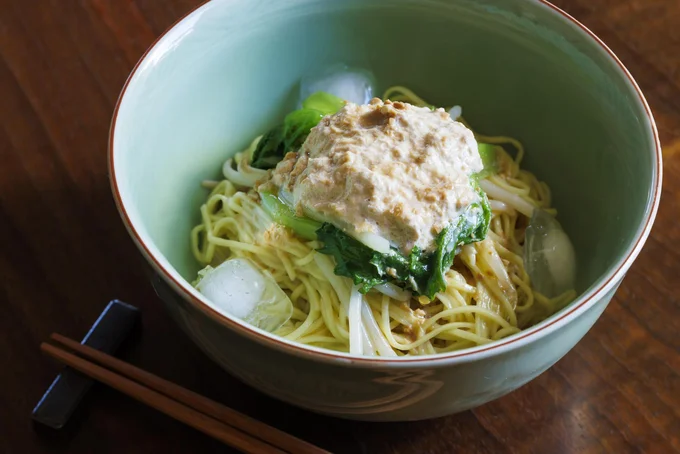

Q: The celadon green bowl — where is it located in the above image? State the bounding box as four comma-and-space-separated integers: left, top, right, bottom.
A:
110, 0, 661, 421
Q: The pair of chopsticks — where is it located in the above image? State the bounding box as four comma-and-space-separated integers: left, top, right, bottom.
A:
41, 334, 329, 454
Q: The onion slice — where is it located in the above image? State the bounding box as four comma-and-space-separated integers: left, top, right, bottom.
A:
348, 285, 363, 355
480, 179, 535, 218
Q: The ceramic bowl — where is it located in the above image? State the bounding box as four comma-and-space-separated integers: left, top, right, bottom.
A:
109, 0, 661, 421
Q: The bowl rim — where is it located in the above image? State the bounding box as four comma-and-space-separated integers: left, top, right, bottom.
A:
108, 0, 662, 367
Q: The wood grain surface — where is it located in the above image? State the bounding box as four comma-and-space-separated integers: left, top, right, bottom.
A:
1, 1, 678, 453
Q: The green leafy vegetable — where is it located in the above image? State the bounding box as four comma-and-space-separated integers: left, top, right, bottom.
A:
316, 188, 491, 299
251, 92, 346, 170
476, 143, 498, 180
302, 91, 345, 115
251, 109, 324, 169
259, 192, 321, 240
282, 109, 324, 151
424, 189, 491, 297
250, 125, 286, 169
316, 223, 430, 293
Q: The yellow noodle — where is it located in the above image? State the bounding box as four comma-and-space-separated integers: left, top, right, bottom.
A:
189, 87, 576, 356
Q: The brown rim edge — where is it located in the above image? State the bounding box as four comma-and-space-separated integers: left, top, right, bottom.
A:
108, 0, 662, 366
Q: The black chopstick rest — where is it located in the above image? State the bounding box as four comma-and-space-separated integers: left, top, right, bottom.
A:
32, 300, 140, 429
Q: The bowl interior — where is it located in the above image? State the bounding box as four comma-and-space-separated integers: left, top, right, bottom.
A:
113, 0, 656, 325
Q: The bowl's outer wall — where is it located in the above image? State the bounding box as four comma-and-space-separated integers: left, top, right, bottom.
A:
154, 273, 618, 420
112, 0, 657, 420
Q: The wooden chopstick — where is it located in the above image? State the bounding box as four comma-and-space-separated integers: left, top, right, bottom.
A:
40, 342, 281, 453
42, 334, 329, 454
48, 334, 325, 454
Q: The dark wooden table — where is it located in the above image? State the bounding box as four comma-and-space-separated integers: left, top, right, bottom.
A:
1, 1, 678, 453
